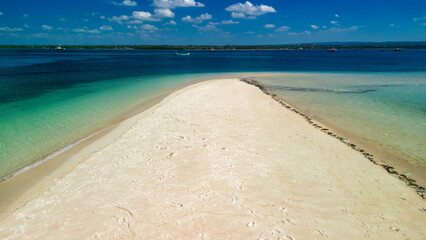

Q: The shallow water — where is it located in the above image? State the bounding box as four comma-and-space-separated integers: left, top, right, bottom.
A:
0, 49, 425, 179
253, 72, 426, 163
0, 72, 213, 179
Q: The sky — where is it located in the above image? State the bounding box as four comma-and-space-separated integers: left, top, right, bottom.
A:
0, 0, 425, 45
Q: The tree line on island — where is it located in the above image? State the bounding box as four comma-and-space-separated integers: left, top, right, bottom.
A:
1, 42, 425, 50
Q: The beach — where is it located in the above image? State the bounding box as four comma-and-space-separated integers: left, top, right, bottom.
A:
0, 78, 424, 239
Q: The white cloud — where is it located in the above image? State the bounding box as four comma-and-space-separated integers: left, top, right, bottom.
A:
24, 24, 30, 28
182, 13, 212, 23
42, 24, 53, 30
264, 24, 275, 28
226, 1, 276, 17
169, 20, 177, 25
100, 25, 113, 30
59, 17, 66, 22
231, 12, 256, 19
153, 0, 205, 9
323, 25, 327, 29
108, 15, 130, 24
330, 25, 364, 32
347, 25, 363, 30
275, 26, 290, 32
209, 20, 239, 25
154, 8, 175, 18
193, 24, 219, 31
72, 28, 101, 34
413, 17, 426, 21
127, 20, 143, 24
132, 11, 160, 21
0, 11, 3, 16
140, 24, 159, 32
0, 27, 23, 32
330, 20, 338, 25
388, 24, 396, 27
335, 14, 340, 18
100, 16, 106, 19
310, 25, 319, 29
112, 0, 137, 6
288, 30, 311, 35
23, 14, 29, 18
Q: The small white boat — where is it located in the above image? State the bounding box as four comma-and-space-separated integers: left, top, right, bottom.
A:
328, 47, 338, 52
55, 46, 65, 51
175, 51, 190, 56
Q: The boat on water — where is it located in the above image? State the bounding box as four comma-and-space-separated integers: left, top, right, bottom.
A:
328, 47, 338, 52
394, 48, 401, 51
175, 51, 190, 56
55, 46, 65, 51
209, 48, 216, 52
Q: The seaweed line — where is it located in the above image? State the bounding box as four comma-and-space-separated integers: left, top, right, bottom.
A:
240, 78, 425, 199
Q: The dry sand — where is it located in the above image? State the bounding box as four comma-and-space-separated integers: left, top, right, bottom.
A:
0, 79, 424, 239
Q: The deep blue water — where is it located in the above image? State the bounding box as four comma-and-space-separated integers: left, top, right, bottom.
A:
1, 49, 426, 103
0, 48, 425, 179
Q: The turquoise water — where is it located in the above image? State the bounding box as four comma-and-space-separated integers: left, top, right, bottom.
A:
0, 49, 425, 180
253, 72, 426, 162
0, 73, 214, 179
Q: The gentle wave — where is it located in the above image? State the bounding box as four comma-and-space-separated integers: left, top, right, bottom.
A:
0, 129, 102, 182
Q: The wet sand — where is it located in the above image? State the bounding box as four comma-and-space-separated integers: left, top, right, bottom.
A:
0, 79, 424, 239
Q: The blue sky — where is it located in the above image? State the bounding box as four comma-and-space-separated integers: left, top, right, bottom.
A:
0, 0, 425, 45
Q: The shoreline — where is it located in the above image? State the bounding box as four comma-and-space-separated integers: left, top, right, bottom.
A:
0, 73, 262, 219
0, 76, 213, 218
1, 72, 425, 218
241, 78, 425, 198
0, 78, 424, 239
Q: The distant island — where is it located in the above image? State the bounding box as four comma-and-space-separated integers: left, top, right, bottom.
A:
1, 41, 425, 50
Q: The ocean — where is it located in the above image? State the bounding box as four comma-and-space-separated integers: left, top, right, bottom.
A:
0, 48, 425, 180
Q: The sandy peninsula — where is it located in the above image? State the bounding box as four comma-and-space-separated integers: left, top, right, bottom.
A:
0, 79, 424, 239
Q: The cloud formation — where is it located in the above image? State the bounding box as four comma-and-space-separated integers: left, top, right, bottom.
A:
72, 28, 101, 34
264, 24, 275, 28
140, 24, 159, 31
132, 11, 160, 21
288, 30, 311, 35
42, 24, 53, 30
153, 0, 205, 9
0, 11, 3, 16
193, 24, 219, 31
154, 8, 175, 18
108, 15, 130, 24
182, 13, 212, 23
112, 0, 137, 6
329, 25, 364, 32
226, 1, 276, 19
100, 25, 113, 30
209, 20, 239, 25
231, 12, 255, 19
413, 16, 426, 21
275, 26, 290, 32
310, 25, 319, 29
0, 27, 23, 32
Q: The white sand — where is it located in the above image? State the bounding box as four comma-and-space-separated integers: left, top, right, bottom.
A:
0, 79, 424, 239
